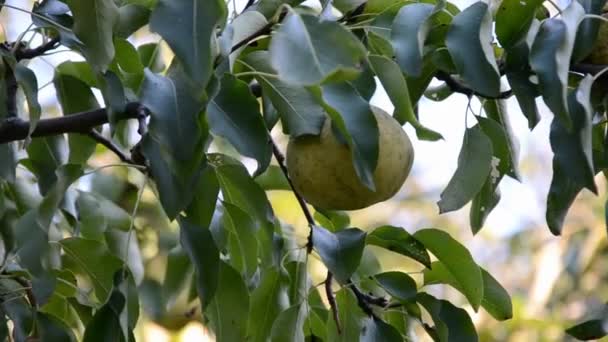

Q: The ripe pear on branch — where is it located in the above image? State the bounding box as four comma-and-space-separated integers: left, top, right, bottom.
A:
286, 106, 414, 210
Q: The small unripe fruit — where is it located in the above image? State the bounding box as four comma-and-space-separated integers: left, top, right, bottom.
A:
286, 106, 414, 210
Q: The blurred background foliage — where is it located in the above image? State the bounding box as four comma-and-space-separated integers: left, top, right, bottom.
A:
1, 0, 607, 341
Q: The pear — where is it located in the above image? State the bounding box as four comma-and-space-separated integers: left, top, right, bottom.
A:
286, 106, 414, 210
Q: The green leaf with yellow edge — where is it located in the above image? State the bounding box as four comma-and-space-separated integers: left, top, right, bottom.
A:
366, 225, 431, 267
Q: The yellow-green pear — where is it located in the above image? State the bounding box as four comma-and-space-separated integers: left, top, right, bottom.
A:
286, 106, 414, 210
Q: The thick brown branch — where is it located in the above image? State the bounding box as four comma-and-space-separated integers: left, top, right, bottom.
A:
15, 36, 61, 61
0, 102, 145, 144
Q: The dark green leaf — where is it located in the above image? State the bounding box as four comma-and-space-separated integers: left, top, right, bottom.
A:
0, 143, 16, 182
240, 51, 326, 137
207, 262, 250, 342
479, 101, 521, 180
248, 269, 287, 342
326, 289, 366, 342
414, 229, 483, 310
83, 291, 126, 342
60, 237, 123, 304
208, 74, 271, 175
255, 165, 290, 191
270, 304, 307, 342
150, 0, 227, 87
375, 271, 417, 301
546, 160, 586, 235
529, 2, 585, 129
138, 43, 165, 73
36, 312, 76, 342
269, 13, 366, 85
25, 136, 68, 195
105, 230, 144, 285
405, 55, 437, 104
424, 261, 512, 320
54, 74, 99, 164
438, 298, 479, 342
0, 279, 34, 341
366, 225, 431, 267
66, 0, 119, 71
469, 176, 501, 234
361, 317, 403, 342
311, 226, 366, 283
223, 202, 259, 278
445, 2, 500, 97
115, 4, 150, 38
14, 64, 41, 138
185, 165, 219, 228
316, 83, 379, 190
571, 0, 607, 63
495, 0, 543, 48
566, 319, 608, 340
162, 247, 193, 310
438, 126, 493, 213
369, 54, 442, 141
178, 217, 220, 309
550, 75, 597, 193
391, 3, 434, 76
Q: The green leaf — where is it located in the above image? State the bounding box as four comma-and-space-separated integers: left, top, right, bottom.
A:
369, 54, 442, 141
208, 74, 271, 175
361, 317, 403, 342
177, 217, 220, 309
375, 271, 417, 301
479, 101, 521, 180
54, 74, 99, 164
391, 3, 434, 76
529, 2, 585, 129
413, 229, 483, 310
223, 202, 259, 278
405, 55, 437, 104
185, 165, 219, 228
228, 11, 268, 67
60, 237, 124, 304
25, 136, 68, 195
445, 2, 500, 97
0, 279, 34, 341
269, 13, 366, 85
566, 319, 608, 340
248, 269, 287, 342
105, 229, 145, 285
314, 82, 379, 190
469, 176, 501, 234
550, 75, 597, 194
546, 161, 586, 235
254, 0, 305, 18
240, 51, 326, 137
162, 247, 193, 310
326, 289, 366, 342
207, 262, 250, 342
83, 291, 126, 342
366, 225, 431, 267
150, 0, 227, 88
495, 0, 543, 48
66, 0, 119, 71
37, 312, 76, 342
438, 298, 479, 342
56, 61, 97, 87
31, 1, 82, 49
571, 0, 607, 63
437, 126, 493, 213
312, 226, 366, 283
0, 143, 16, 183
14, 64, 41, 139
255, 165, 291, 191
138, 43, 165, 73
423, 261, 512, 320
271, 304, 307, 342
115, 4, 151, 38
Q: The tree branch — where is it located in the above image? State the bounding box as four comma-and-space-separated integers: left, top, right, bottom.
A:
87, 130, 132, 163
325, 272, 341, 333
435, 71, 513, 100
0, 102, 146, 144
14, 36, 61, 61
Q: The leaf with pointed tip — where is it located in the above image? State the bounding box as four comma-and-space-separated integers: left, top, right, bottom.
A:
82, 291, 126, 342
314, 83, 379, 190
270, 13, 366, 85
207, 262, 250, 342
37, 312, 76, 342
414, 229, 483, 311
223, 202, 259, 278
375, 271, 417, 302
369, 54, 442, 141
438, 127, 493, 213
445, 2, 500, 97
424, 261, 512, 321
361, 317, 402, 342
312, 226, 366, 283
150, 0, 227, 87
178, 217, 220, 310
470, 176, 501, 234
248, 269, 287, 342
480, 101, 521, 180
366, 225, 431, 267
60, 237, 123, 304
417, 292, 479, 342
271, 304, 307, 342
24, 136, 68, 195
495, 0, 543, 48
240, 51, 326, 137
66, 0, 119, 71
391, 3, 434, 76
566, 319, 608, 340
115, 4, 150, 38
14, 64, 41, 139
530, 2, 585, 129
208, 74, 271, 176
571, 0, 607, 63
550, 75, 597, 194
546, 160, 587, 235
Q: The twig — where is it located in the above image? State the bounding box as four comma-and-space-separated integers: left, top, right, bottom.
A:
0, 102, 146, 144
230, 21, 274, 54
270, 140, 316, 253
243, 0, 256, 11
435, 71, 512, 100
325, 272, 341, 333
86, 130, 132, 163
15, 36, 60, 61
349, 281, 381, 320
12, 276, 36, 309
